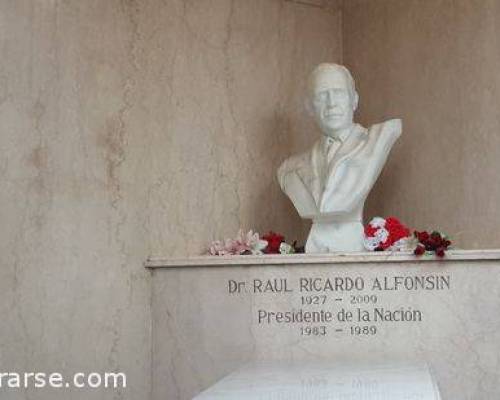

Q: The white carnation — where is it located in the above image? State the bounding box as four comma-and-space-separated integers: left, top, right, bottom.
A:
279, 242, 295, 254
364, 236, 381, 251
370, 217, 386, 229
375, 227, 389, 243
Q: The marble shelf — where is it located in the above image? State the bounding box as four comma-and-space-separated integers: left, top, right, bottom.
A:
145, 248, 500, 268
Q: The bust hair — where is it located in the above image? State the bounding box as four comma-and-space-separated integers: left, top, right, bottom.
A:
309, 63, 356, 96
305, 63, 358, 115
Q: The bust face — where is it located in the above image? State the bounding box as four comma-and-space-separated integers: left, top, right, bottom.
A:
310, 67, 358, 135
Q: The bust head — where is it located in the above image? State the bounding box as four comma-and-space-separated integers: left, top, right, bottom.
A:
308, 63, 359, 136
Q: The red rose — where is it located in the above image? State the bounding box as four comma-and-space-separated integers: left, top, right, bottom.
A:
385, 217, 410, 246
263, 231, 285, 254
435, 247, 446, 258
414, 229, 451, 257
379, 240, 391, 250
385, 217, 403, 229
364, 224, 378, 237
414, 245, 426, 256
431, 231, 442, 240
415, 230, 429, 243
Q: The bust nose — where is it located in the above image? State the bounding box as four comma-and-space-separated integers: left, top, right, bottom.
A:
326, 90, 335, 106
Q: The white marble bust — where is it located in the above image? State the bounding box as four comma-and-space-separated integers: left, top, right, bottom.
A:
278, 63, 402, 253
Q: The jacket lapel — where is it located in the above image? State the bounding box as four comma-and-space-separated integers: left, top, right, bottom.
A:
295, 141, 323, 207
320, 125, 368, 207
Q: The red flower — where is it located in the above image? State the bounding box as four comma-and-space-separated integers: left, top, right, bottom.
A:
364, 224, 378, 237
414, 244, 426, 256
384, 217, 410, 247
414, 230, 451, 257
436, 247, 446, 258
379, 241, 392, 250
430, 231, 442, 240
415, 230, 429, 243
364, 216, 411, 251
263, 231, 285, 254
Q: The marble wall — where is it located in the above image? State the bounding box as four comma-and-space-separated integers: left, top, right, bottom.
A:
0, 1, 152, 399
343, 0, 500, 248
0, 0, 342, 399
146, 0, 343, 256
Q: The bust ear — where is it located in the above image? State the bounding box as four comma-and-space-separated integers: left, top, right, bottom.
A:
352, 91, 359, 111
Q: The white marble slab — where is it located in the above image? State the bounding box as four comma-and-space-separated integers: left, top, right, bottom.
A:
146, 249, 500, 268
193, 362, 442, 399
151, 254, 500, 400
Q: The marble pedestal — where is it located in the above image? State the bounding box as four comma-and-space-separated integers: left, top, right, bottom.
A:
146, 250, 500, 400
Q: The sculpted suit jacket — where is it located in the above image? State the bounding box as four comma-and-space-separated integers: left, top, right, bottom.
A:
277, 119, 402, 222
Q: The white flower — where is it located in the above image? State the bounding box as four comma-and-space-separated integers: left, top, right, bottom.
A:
279, 242, 295, 254
208, 240, 227, 256
375, 227, 389, 243
369, 217, 386, 229
251, 238, 269, 255
364, 236, 381, 251
388, 237, 416, 252
232, 229, 268, 255
241, 230, 265, 255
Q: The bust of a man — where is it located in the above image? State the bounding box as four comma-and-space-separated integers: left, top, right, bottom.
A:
278, 63, 402, 253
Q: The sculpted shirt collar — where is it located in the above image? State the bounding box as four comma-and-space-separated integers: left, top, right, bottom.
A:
321, 124, 359, 151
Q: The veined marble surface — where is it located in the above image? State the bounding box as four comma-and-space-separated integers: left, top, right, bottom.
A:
0, 1, 341, 399
146, 249, 500, 267
194, 362, 441, 399
343, 0, 500, 250
152, 258, 500, 400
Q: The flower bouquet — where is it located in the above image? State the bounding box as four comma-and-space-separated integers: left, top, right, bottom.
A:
208, 230, 303, 256
363, 216, 452, 258
363, 217, 412, 251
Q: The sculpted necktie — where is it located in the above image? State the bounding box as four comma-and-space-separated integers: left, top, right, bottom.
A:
322, 138, 341, 188
326, 138, 341, 164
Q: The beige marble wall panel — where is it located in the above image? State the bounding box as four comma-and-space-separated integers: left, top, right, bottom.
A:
0, 1, 152, 399
342, 0, 500, 248
145, 0, 343, 256
152, 260, 500, 399
0, 0, 342, 399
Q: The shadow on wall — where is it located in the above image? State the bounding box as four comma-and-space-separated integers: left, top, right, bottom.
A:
246, 110, 308, 245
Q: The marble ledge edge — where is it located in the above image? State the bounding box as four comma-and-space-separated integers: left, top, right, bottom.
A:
145, 249, 500, 269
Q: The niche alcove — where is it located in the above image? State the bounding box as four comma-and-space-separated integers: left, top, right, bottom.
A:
147, 1, 500, 399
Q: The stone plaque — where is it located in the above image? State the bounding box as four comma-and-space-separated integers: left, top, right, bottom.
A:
150, 255, 500, 400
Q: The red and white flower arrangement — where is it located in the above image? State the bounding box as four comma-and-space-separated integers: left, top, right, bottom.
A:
363, 216, 453, 257
363, 216, 412, 251
207, 220, 452, 258
208, 230, 301, 256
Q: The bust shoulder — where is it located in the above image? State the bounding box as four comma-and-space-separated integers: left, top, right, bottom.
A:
277, 146, 314, 189
369, 118, 402, 139
358, 118, 402, 162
